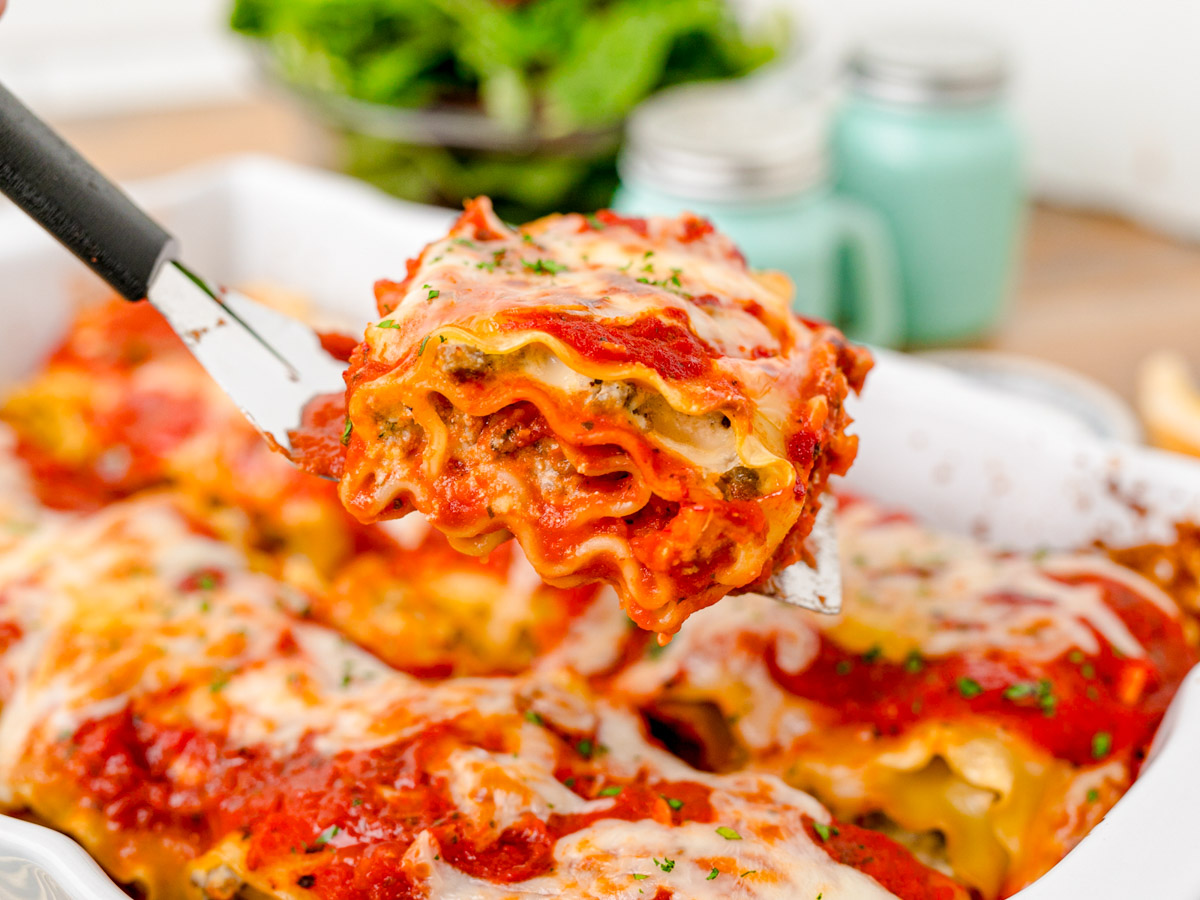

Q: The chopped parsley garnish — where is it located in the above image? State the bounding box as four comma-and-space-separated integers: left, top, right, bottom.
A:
576, 739, 594, 758
340, 418, 353, 445
475, 260, 496, 272
740, 870, 757, 878
812, 821, 839, 842
1003, 682, 1035, 700
522, 258, 566, 275
523, 710, 544, 726
904, 650, 925, 674
662, 795, 684, 811
957, 677, 983, 699
1092, 731, 1113, 760
417, 335, 431, 356
654, 858, 675, 872
861, 645, 882, 664
427, 288, 440, 300
210, 672, 231, 693
563, 777, 576, 788
1080, 663, 1096, 679
376, 318, 401, 329
598, 785, 623, 797
669, 267, 683, 286
631, 873, 648, 881
1068, 650, 1085, 664
453, 238, 475, 247
1087, 789, 1100, 803
585, 214, 604, 230
195, 572, 217, 591
715, 826, 741, 840
706, 868, 719, 881
352, 798, 363, 807
643, 250, 654, 258
314, 825, 340, 846
835, 660, 854, 676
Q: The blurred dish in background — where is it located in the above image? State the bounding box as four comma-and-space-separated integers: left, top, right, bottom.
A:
229, 0, 782, 220
614, 79, 903, 346
834, 27, 1024, 346
1138, 351, 1200, 458
920, 349, 1142, 443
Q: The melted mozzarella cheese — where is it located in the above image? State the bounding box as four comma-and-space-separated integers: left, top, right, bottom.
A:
832, 501, 1173, 661
0, 478, 922, 899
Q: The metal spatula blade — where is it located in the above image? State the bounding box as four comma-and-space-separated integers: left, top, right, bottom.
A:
148, 263, 346, 450
745, 506, 843, 614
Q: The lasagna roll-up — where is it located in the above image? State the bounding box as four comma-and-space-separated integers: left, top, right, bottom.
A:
614, 496, 1198, 898
319, 200, 871, 635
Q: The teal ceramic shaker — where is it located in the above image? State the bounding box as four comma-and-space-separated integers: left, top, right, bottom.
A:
833, 31, 1024, 345
612, 81, 902, 347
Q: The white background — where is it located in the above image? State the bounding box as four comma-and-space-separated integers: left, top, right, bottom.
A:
2, 0, 1199, 238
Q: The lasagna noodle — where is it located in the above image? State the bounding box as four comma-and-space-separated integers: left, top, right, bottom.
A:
0, 490, 965, 900
611, 497, 1197, 898
328, 200, 871, 634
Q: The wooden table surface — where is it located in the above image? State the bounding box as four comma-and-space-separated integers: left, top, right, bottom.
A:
52, 93, 1200, 406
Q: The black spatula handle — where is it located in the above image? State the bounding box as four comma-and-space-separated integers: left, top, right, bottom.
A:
0, 81, 176, 301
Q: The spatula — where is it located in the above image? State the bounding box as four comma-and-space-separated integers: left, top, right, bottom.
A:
0, 81, 842, 614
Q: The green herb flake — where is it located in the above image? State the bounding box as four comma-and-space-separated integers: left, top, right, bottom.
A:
340, 418, 353, 445
654, 858, 675, 873
1004, 682, 1035, 700
522, 258, 566, 276
706, 868, 719, 881
631, 874, 648, 881
476, 261, 496, 272
1092, 731, 1113, 760
210, 672, 231, 693
352, 798, 363, 807
563, 777, 576, 788
904, 650, 925, 674
427, 288, 440, 300
715, 826, 741, 840
861, 645, 882, 664
1086, 789, 1099, 803
740, 870, 757, 878
1081, 663, 1096, 679
835, 660, 854, 676
576, 739, 594, 758
524, 710, 544, 726
598, 785, 623, 797
586, 214, 604, 230
662, 795, 684, 811
813, 821, 838, 842
376, 318, 401, 329
1068, 650, 1085, 664
417, 335, 431, 356
314, 825, 340, 846
957, 677, 983, 699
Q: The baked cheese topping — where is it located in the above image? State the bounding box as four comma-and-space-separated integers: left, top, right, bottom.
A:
0, 458, 963, 900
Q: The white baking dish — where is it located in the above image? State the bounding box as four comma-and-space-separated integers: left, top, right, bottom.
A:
0, 156, 1196, 900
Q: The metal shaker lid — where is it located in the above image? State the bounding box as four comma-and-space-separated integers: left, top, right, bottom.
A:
849, 29, 1008, 107
619, 80, 828, 203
